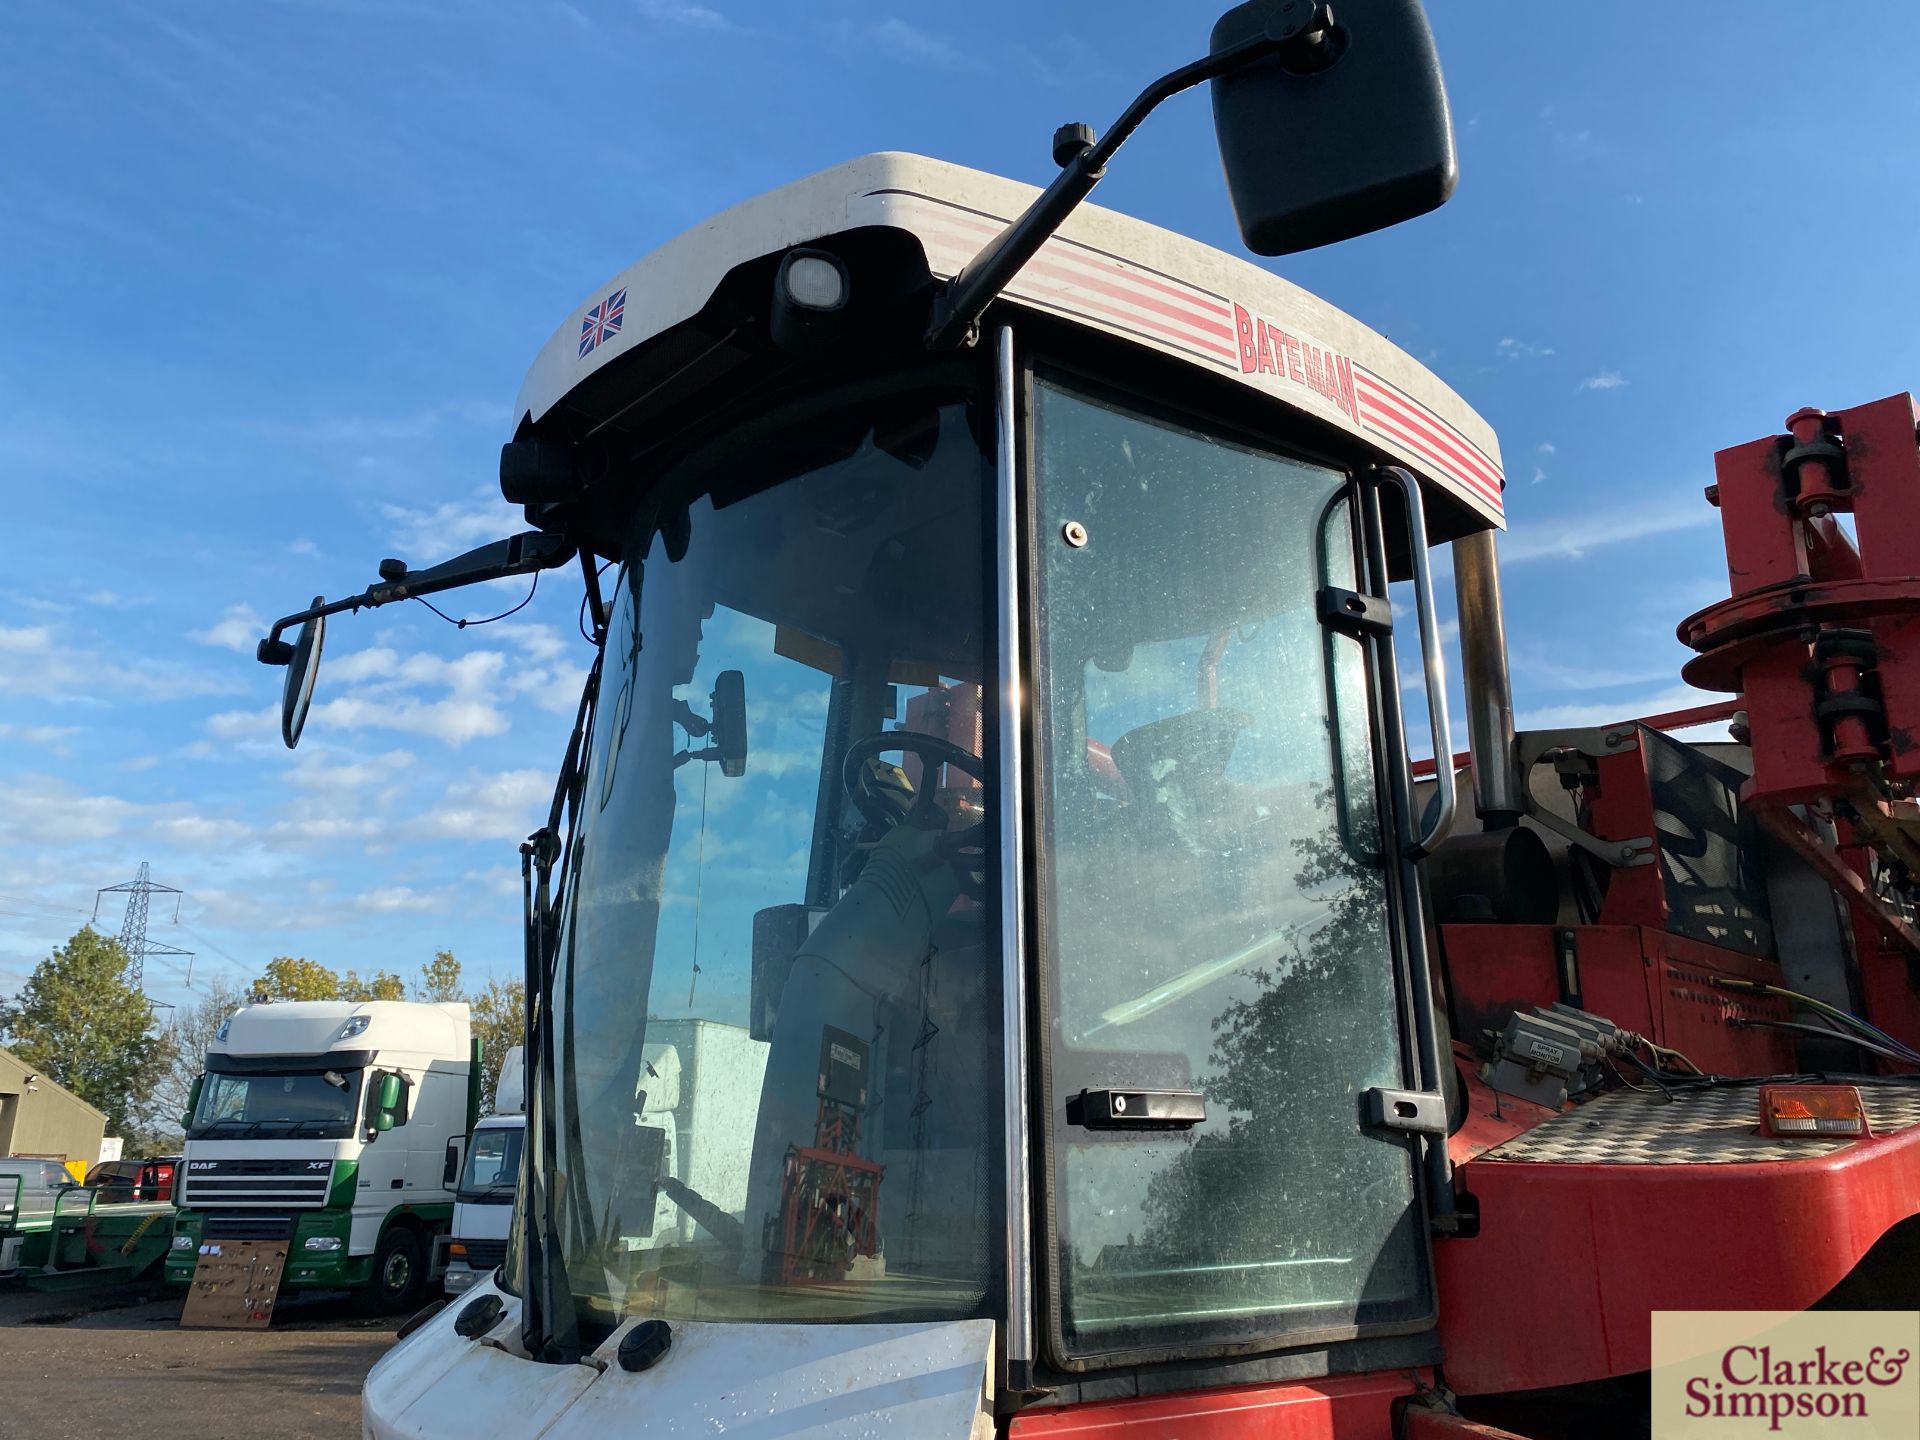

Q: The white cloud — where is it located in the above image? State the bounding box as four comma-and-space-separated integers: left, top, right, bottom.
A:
1536, 442, 1556, 455
379, 488, 526, 560
0, 723, 80, 747
310, 649, 513, 746
311, 692, 508, 747
0, 623, 54, 653
247, 398, 507, 448
352, 885, 449, 915
1502, 496, 1717, 564
325, 645, 404, 685
495, 622, 572, 667
465, 866, 524, 900
831, 18, 970, 70
0, 620, 240, 704
288, 537, 322, 558
0, 774, 251, 851
635, 0, 739, 31
1578, 370, 1629, 392
1516, 684, 1721, 731
289, 747, 414, 792
1512, 650, 1683, 694
207, 705, 278, 739
416, 769, 551, 841
190, 603, 265, 653
1497, 337, 1555, 360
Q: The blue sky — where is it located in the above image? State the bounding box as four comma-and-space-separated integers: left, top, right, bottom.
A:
3, 1, 1918, 1009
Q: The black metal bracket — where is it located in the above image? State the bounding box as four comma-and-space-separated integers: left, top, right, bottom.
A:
1317, 585, 1393, 639
1362, 1087, 1447, 1137
1554, 927, 1583, 1008
924, 4, 1328, 349
257, 531, 578, 665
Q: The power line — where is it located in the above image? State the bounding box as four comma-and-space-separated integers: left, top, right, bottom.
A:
93, 862, 194, 991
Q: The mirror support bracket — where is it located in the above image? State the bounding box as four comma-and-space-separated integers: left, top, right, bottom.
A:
924, 3, 1328, 350
256, 531, 578, 665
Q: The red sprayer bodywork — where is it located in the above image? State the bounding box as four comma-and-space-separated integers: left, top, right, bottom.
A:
1680, 393, 1920, 1049
1416, 399, 1920, 1407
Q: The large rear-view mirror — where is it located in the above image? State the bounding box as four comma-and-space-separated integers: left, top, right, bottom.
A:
279, 597, 325, 749
710, 670, 748, 778
1210, 0, 1456, 255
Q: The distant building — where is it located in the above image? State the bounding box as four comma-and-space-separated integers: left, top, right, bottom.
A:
1, 1045, 109, 1179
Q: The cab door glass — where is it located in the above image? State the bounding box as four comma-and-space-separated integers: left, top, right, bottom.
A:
1030, 374, 1429, 1362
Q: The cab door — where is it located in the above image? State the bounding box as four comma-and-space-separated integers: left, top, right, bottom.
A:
1024, 371, 1435, 1369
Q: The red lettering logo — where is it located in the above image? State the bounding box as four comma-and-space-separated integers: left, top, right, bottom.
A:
1228, 298, 1358, 424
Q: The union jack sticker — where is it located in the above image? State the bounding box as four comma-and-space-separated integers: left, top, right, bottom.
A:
579, 287, 625, 359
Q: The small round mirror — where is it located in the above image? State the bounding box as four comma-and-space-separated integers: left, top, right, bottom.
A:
281, 597, 326, 749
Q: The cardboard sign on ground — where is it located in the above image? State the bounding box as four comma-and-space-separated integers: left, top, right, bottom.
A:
180, 1239, 287, 1328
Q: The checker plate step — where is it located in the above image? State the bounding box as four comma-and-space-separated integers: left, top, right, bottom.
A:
1477, 1083, 1920, 1165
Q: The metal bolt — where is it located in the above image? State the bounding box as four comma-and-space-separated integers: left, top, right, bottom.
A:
1062, 520, 1089, 548
1052, 123, 1097, 169
1618, 845, 1637, 861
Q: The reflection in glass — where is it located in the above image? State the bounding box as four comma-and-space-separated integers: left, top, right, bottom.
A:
1032, 376, 1427, 1358
549, 390, 1002, 1330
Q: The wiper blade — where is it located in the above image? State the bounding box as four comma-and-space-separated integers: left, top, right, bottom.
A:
197, 1118, 265, 1137
460, 1181, 518, 1201
283, 1119, 345, 1137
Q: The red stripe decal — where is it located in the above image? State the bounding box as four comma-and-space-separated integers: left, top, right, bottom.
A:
1354, 370, 1502, 480
928, 205, 1234, 317
1361, 407, 1504, 508
922, 227, 1236, 357
1356, 379, 1504, 495
1018, 254, 1235, 344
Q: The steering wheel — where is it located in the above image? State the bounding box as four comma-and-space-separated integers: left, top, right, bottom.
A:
842, 732, 988, 896
842, 732, 985, 827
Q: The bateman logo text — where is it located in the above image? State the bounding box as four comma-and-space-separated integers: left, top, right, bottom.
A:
1685, 1343, 1911, 1432
1232, 303, 1358, 424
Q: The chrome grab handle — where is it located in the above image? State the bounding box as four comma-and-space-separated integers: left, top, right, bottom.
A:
1379, 466, 1457, 859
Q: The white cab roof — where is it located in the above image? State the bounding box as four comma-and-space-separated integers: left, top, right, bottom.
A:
515, 153, 1504, 528
212, 1000, 472, 1061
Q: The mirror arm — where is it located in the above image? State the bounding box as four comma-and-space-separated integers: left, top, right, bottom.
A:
256, 531, 578, 663
925, 20, 1301, 350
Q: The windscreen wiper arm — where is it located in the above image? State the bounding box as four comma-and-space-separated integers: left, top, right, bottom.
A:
198, 1119, 266, 1138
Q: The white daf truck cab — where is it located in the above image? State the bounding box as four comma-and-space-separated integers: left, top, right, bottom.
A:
167, 999, 478, 1312
442, 1045, 525, 1296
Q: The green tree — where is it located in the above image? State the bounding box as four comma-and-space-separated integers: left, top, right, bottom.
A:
416, 950, 464, 1003
150, 977, 243, 1141
0, 927, 168, 1143
340, 969, 406, 1002
254, 955, 341, 1001
470, 975, 526, 1115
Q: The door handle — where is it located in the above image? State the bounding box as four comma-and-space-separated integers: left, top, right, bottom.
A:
1067, 1088, 1206, 1130
1376, 465, 1457, 859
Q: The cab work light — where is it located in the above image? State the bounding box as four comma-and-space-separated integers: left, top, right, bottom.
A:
770, 248, 851, 356
1758, 1083, 1869, 1138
